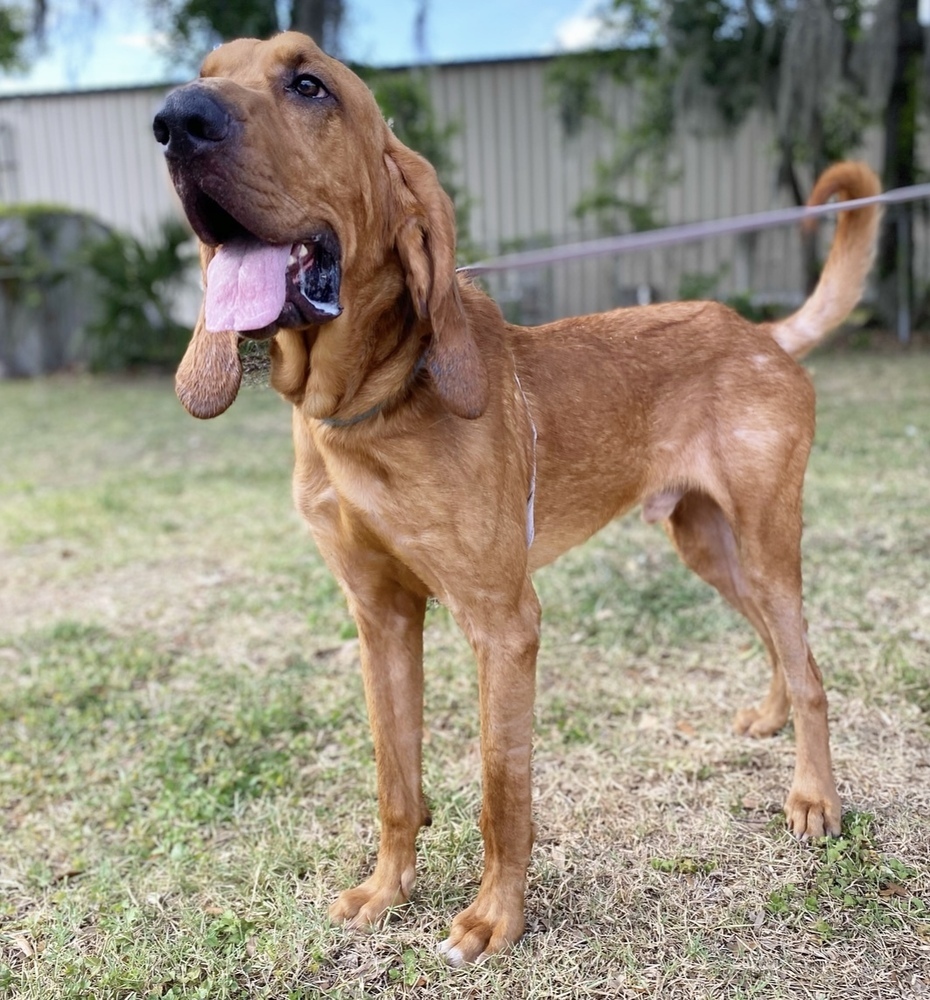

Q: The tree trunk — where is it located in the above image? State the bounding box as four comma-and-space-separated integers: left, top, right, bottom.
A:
877, 0, 923, 338
777, 142, 820, 294
290, 0, 345, 54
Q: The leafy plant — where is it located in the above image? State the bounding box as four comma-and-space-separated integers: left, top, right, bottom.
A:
82, 218, 196, 371
651, 855, 718, 875
0, 4, 27, 71
725, 292, 782, 322
765, 811, 926, 935
678, 267, 726, 301
0, 203, 93, 305
361, 67, 474, 257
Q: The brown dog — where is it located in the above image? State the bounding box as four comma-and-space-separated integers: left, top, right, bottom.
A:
153, 32, 880, 964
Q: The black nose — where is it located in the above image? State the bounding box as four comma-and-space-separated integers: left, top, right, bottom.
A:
153, 85, 231, 158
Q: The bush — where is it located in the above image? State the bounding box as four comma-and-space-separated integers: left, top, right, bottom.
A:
82, 218, 196, 372
0, 205, 111, 377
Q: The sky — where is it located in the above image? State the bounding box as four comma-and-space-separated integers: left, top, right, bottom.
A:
0, 0, 606, 95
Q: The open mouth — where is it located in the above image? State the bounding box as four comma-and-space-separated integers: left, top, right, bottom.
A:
182, 184, 342, 339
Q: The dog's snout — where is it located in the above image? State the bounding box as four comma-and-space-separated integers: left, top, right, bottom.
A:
153, 86, 231, 158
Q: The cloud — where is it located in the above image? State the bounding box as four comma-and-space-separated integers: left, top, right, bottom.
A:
551, 1, 626, 53
554, 11, 604, 51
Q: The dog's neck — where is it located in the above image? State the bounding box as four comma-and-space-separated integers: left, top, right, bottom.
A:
270, 270, 429, 427
317, 344, 429, 428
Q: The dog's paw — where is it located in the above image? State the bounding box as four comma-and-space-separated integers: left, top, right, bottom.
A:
732, 704, 789, 739
329, 867, 415, 930
784, 788, 842, 840
437, 894, 525, 966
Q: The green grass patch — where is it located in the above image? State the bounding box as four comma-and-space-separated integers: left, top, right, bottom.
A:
650, 855, 719, 876
765, 812, 927, 938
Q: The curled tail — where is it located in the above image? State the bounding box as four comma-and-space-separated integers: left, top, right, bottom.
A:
770, 161, 881, 359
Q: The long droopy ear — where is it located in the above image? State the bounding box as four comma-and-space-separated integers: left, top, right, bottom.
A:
175, 244, 242, 419
386, 139, 488, 419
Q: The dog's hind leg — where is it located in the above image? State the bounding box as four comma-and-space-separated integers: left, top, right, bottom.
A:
732, 497, 840, 838
662, 492, 790, 737
666, 488, 840, 838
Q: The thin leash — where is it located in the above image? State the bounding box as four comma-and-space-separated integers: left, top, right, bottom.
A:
457, 182, 929, 277
513, 371, 537, 549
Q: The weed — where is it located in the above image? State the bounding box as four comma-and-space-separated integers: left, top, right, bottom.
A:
766, 811, 927, 937
650, 856, 718, 875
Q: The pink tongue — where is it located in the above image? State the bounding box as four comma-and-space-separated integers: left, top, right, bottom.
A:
204, 240, 291, 332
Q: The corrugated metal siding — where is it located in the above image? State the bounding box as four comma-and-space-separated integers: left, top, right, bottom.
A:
0, 86, 177, 237
427, 58, 885, 318
0, 58, 890, 321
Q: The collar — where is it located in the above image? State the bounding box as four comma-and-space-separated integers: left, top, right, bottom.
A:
319, 348, 428, 429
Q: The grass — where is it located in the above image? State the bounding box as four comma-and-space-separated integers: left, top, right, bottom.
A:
0, 354, 928, 999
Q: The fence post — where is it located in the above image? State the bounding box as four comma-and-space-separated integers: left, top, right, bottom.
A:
896, 204, 913, 345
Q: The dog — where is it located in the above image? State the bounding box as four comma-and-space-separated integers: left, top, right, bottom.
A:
153, 31, 880, 965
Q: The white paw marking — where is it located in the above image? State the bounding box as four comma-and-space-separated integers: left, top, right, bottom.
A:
438, 939, 465, 967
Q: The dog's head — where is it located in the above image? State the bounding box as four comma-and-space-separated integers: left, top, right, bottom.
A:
154, 31, 487, 420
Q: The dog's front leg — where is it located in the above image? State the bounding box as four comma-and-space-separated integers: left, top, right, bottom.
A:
439, 579, 541, 965
328, 575, 430, 929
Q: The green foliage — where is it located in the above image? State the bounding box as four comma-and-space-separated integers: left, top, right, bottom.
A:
81, 218, 196, 371
724, 292, 781, 322
365, 70, 456, 174
546, 47, 654, 138
664, 0, 786, 127
821, 87, 873, 165
0, 3, 27, 71
651, 856, 718, 875
548, 0, 875, 233
0, 208, 195, 375
678, 267, 726, 301
896, 660, 930, 723
147, 0, 279, 70
574, 171, 666, 234
765, 811, 927, 935
547, 0, 788, 229
675, 269, 790, 319
547, 56, 608, 139
548, 46, 672, 233
0, 205, 119, 376
0, 204, 79, 307
361, 67, 473, 255
204, 909, 257, 953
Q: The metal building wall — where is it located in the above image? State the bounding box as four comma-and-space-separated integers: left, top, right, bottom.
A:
0, 86, 177, 238
0, 58, 887, 323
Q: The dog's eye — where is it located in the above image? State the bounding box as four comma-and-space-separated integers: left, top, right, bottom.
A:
292, 74, 329, 100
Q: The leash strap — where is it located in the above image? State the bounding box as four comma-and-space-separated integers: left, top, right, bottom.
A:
457, 182, 917, 277
514, 372, 537, 548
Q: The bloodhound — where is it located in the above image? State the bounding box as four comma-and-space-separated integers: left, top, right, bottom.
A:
153, 32, 880, 964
